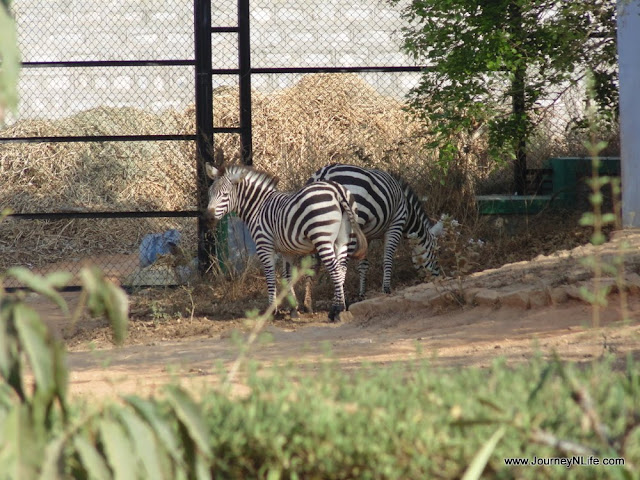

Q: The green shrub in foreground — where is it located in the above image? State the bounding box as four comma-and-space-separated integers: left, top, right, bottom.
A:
199, 356, 638, 480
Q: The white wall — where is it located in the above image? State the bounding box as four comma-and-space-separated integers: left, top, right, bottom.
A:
11, 0, 418, 121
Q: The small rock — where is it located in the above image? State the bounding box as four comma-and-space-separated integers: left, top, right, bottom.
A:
550, 287, 569, 304
474, 289, 500, 307
499, 289, 531, 309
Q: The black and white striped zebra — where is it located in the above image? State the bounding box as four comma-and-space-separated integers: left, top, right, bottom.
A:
205, 164, 367, 321
305, 163, 440, 301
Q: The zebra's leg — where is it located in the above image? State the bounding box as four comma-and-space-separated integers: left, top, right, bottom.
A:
302, 254, 320, 314
357, 258, 370, 300
257, 249, 280, 316
381, 225, 404, 294
316, 245, 349, 322
334, 239, 351, 307
283, 256, 299, 319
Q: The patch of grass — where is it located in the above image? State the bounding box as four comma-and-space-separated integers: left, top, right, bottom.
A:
202, 354, 638, 479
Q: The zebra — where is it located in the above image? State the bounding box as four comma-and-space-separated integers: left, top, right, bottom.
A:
205, 164, 368, 322
304, 163, 440, 307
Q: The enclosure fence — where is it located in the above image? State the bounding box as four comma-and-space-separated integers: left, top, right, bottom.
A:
1, 0, 430, 289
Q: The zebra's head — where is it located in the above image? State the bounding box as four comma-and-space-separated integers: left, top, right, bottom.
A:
407, 230, 440, 278
205, 164, 248, 220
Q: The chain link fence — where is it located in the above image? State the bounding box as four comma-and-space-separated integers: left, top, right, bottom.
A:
1, 0, 428, 289
1, 0, 617, 289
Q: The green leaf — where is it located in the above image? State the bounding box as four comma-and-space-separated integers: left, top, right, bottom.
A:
45, 272, 73, 290
0, 4, 21, 119
13, 304, 54, 395
118, 408, 166, 480
579, 212, 595, 226
591, 232, 606, 246
99, 419, 138, 480
80, 268, 129, 345
0, 404, 42, 480
461, 425, 506, 480
39, 436, 66, 480
73, 435, 111, 480
164, 386, 211, 458
6, 268, 69, 315
124, 396, 184, 466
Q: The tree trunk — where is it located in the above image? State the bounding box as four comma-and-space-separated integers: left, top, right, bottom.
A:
512, 64, 527, 195
508, 1, 527, 195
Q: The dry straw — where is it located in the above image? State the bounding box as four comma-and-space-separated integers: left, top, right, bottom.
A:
1, 74, 434, 270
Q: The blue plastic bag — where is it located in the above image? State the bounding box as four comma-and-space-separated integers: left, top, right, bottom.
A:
139, 229, 181, 267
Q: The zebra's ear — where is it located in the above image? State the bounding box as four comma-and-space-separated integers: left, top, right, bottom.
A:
205, 163, 220, 179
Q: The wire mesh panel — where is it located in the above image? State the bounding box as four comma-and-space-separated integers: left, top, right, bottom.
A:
1, 217, 200, 288
2, 1, 200, 288
14, 1, 194, 63
5, 0, 605, 291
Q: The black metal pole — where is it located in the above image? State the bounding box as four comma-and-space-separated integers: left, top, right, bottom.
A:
238, 0, 252, 165
194, 0, 215, 273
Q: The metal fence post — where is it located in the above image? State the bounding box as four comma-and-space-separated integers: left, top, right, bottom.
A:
195, 0, 215, 273
238, 0, 252, 165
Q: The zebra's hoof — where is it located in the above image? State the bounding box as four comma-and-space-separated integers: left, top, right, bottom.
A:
290, 309, 300, 319
328, 307, 352, 323
334, 310, 353, 323
383, 287, 391, 294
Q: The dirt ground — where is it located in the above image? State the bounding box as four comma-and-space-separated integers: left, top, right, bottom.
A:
30, 229, 640, 399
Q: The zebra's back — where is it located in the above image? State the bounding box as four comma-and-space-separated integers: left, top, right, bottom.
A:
308, 163, 406, 239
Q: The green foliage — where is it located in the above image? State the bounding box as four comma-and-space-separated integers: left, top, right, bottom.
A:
0, 219, 636, 479
577, 75, 628, 325
0, 266, 216, 479
198, 356, 638, 479
0, 0, 20, 124
393, 0, 618, 165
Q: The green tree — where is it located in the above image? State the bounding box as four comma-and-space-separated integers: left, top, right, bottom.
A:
0, 0, 20, 125
394, 0, 617, 193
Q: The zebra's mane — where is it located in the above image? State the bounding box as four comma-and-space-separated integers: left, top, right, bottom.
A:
224, 165, 280, 190
394, 174, 434, 232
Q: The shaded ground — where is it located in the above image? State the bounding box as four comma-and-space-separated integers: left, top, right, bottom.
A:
31, 229, 640, 399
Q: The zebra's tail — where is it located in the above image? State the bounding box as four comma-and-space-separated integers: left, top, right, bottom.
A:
332, 183, 368, 260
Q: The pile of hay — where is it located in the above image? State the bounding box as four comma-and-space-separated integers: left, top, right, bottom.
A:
0, 106, 198, 270
1, 74, 433, 271
0, 106, 196, 213
207, 74, 432, 188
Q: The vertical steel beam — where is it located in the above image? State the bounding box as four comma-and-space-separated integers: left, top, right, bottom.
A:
194, 0, 215, 272
618, 0, 640, 227
238, 0, 253, 165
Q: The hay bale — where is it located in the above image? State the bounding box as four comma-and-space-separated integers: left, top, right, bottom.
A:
0, 106, 196, 214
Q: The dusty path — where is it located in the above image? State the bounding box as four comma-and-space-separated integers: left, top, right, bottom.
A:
31, 230, 640, 399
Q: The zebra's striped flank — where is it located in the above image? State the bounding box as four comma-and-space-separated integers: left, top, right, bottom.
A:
206, 164, 367, 321
307, 163, 440, 298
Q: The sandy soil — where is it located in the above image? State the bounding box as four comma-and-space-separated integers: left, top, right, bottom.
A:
30, 229, 640, 399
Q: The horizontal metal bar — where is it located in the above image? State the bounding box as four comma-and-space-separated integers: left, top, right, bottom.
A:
21, 60, 195, 68
252, 66, 429, 74
211, 65, 429, 75
211, 26, 238, 33
8, 211, 201, 220
0, 131, 238, 143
